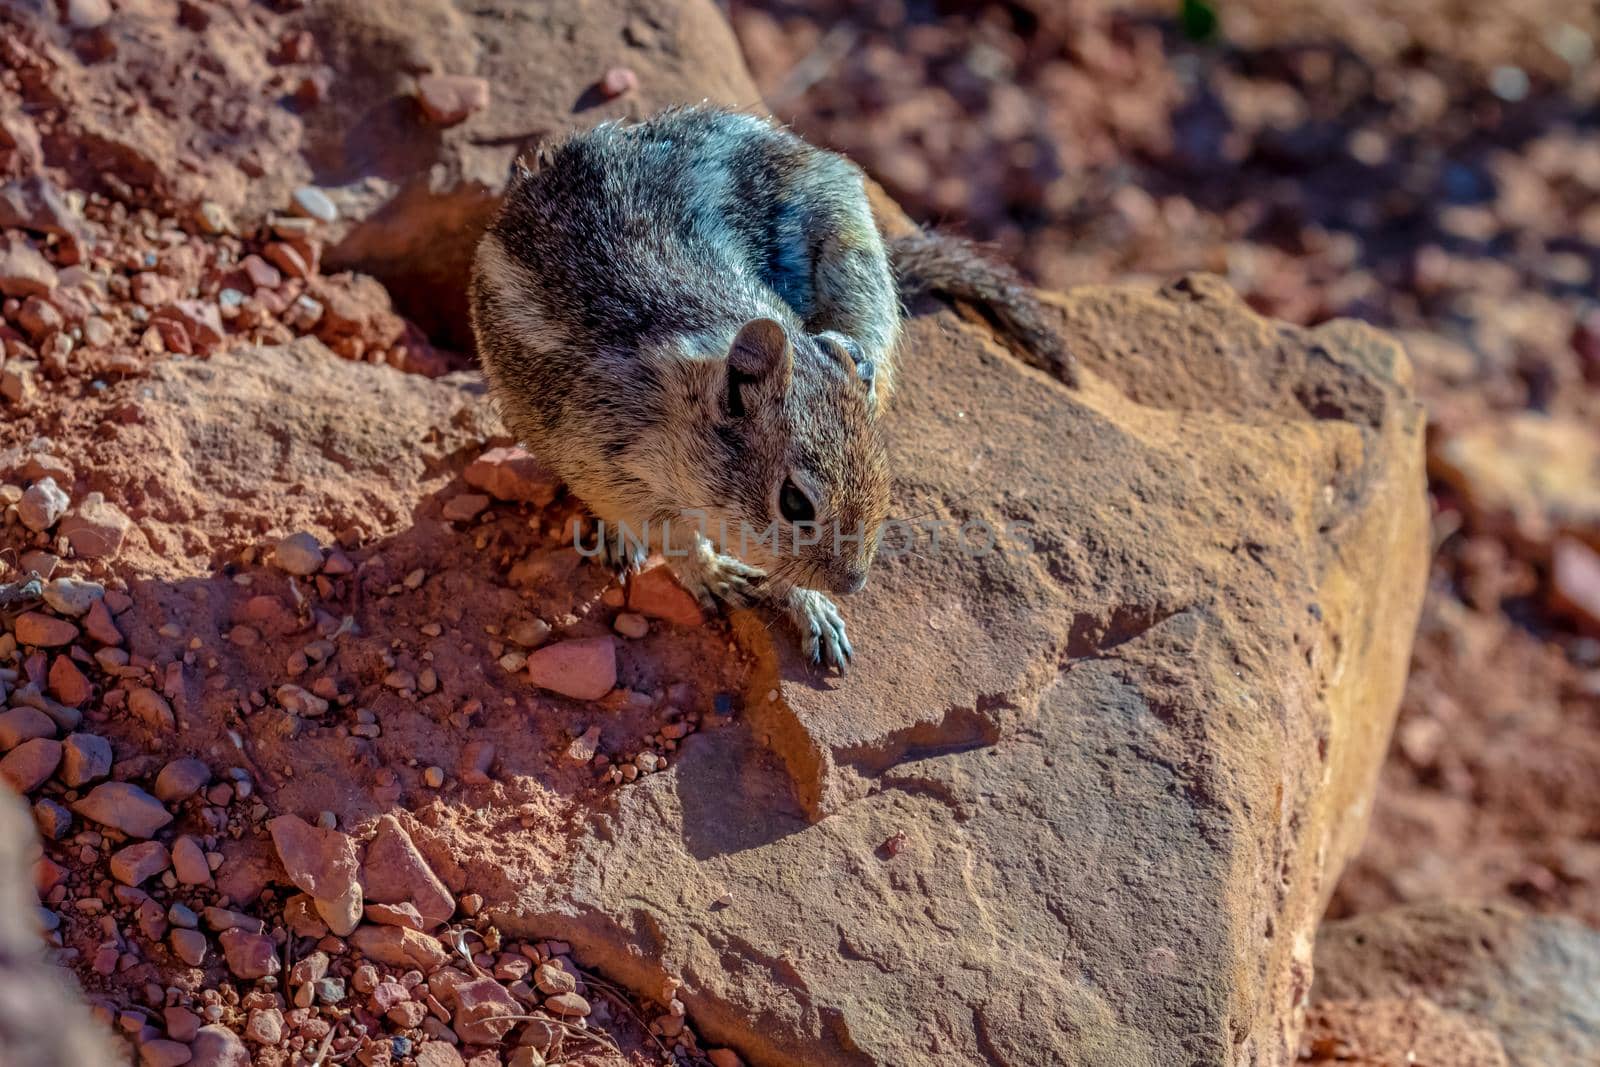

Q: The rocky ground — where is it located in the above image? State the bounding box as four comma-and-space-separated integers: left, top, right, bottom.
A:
0, 0, 1593, 1066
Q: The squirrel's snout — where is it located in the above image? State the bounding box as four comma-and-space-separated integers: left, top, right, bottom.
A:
831, 566, 870, 596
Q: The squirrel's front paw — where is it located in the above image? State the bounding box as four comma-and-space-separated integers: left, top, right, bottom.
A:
681, 549, 763, 610
786, 589, 854, 673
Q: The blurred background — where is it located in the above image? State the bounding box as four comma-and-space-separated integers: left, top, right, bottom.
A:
728, 0, 1600, 927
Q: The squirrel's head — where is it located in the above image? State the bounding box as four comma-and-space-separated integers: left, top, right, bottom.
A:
674, 317, 889, 596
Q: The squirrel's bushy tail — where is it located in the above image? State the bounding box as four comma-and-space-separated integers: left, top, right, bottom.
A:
888, 232, 1078, 387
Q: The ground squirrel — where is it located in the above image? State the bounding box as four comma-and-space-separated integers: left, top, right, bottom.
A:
470, 105, 1068, 671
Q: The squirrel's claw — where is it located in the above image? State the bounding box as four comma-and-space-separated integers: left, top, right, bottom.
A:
790, 589, 853, 674
597, 528, 648, 580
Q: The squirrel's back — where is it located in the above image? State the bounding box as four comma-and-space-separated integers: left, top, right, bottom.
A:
476, 107, 878, 359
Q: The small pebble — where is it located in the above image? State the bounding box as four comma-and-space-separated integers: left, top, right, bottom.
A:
17, 477, 69, 533
601, 66, 639, 99
195, 200, 233, 235
544, 991, 591, 1017
613, 612, 649, 639
415, 74, 491, 125
290, 186, 338, 224
273, 532, 325, 576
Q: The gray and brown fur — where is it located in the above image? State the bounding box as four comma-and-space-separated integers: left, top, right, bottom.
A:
470, 104, 1064, 670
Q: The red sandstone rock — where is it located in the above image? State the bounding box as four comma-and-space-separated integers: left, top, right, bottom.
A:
218, 928, 280, 980
59, 733, 111, 787
268, 814, 363, 936
244, 1008, 283, 1045
188, 1024, 250, 1067
441, 492, 489, 522
110, 841, 171, 886
451, 977, 521, 1043
0, 707, 55, 750
0, 738, 61, 793
362, 815, 455, 928
83, 599, 123, 646
0, 235, 57, 298
57, 493, 132, 558
172, 836, 211, 885
47, 656, 92, 706
463, 447, 558, 506
17, 478, 69, 532
415, 1042, 465, 1067
155, 301, 225, 354
524, 637, 616, 700
72, 782, 173, 838
348, 924, 448, 972
17, 295, 63, 340
627, 565, 706, 626
169, 929, 207, 967
272, 532, 324, 576
129, 687, 176, 730
14, 612, 78, 648
153, 758, 210, 802
364, 901, 424, 930
164, 1006, 201, 1043
544, 991, 591, 1018
140, 1040, 193, 1067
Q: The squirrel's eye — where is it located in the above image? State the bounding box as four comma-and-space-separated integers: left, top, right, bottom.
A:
779, 479, 816, 524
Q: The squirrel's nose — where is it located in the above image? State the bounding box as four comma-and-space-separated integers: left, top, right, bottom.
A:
832, 566, 869, 596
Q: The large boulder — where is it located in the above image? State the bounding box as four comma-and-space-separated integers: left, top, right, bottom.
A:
1309, 902, 1600, 1066
473, 275, 1429, 1065
76, 274, 1424, 1067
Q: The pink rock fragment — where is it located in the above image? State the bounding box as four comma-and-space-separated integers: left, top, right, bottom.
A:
525, 637, 617, 700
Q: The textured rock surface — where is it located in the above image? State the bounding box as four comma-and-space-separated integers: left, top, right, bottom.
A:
1311, 902, 1600, 1066
75, 337, 495, 578
14, 272, 1424, 1067
1301, 997, 1509, 1067
467, 277, 1429, 1065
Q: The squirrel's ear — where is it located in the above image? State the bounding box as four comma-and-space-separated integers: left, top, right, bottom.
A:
729, 318, 792, 379
724, 318, 792, 417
